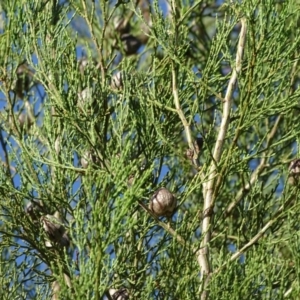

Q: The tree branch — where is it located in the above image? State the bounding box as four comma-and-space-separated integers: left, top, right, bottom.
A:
199, 17, 247, 299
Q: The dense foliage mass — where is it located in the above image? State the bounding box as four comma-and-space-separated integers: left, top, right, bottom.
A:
0, 1, 300, 299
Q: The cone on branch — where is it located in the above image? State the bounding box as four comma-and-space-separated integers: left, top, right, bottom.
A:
14, 61, 34, 98
80, 150, 100, 169
149, 187, 177, 218
109, 287, 129, 300
120, 34, 141, 56
111, 71, 123, 90
288, 159, 300, 186
40, 212, 70, 248
25, 200, 46, 221
186, 136, 203, 160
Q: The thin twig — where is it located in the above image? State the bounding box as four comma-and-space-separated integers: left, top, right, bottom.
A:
211, 192, 296, 280
138, 200, 188, 247
171, 64, 200, 168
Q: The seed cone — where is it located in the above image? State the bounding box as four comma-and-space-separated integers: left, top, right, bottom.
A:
14, 61, 33, 98
149, 187, 177, 217
120, 34, 141, 55
109, 288, 129, 300
289, 159, 300, 175
80, 150, 99, 169
25, 200, 45, 221
111, 71, 123, 89
288, 159, 300, 186
41, 214, 70, 248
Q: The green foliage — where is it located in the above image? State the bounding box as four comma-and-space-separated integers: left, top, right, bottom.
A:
0, 0, 300, 299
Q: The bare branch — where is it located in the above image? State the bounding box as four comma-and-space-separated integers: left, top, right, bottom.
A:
199, 17, 247, 299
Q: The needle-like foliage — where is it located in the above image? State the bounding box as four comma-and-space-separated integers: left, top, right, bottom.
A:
0, 0, 300, 299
